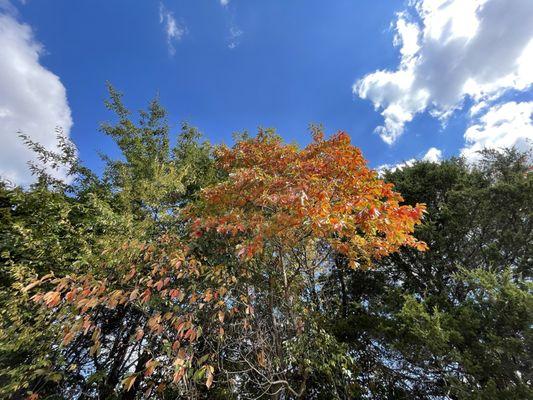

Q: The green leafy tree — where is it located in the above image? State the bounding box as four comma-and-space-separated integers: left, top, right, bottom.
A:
0, 86, 218, 399
322, 150, 532, 399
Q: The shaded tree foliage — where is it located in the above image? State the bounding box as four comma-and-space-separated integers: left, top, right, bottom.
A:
321, 151, 532, 399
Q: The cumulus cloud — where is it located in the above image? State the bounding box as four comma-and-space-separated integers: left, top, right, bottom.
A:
461, 101, 533, 162
159, 2, 186, 56
355, 0, 533, 145
377, 147, 443, 173
220, 0, 230, 6
0, 10, 73, 186
421, 147, 442, 163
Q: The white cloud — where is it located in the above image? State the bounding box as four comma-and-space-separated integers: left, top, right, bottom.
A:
355, 0, 533, 145
159, 2, 186, 56
219, 0, 242, 49
377, 159, 416, 174
461, 101, 533, 162
377, 147, 443, 174
0, 10, 73, 186
227, 24, 243, 49
422, 147, 442, 163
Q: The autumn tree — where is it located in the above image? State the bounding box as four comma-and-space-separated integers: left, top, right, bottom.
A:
186, 129, 427, 398
15, 113, 426, 399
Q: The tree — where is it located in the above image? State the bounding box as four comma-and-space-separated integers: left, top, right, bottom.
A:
185, 128, 427, 398
322, 150, 532, 399
2, 86, 220, 399
4, 87, 530, 400
0, 133, 121, 398
21, 123, 426, 399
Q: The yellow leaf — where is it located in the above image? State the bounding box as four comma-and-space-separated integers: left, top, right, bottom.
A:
22, 280, 40, 292
122, 374, 137, 391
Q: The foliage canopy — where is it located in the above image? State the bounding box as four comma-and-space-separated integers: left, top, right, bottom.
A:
0, 89, 531, 399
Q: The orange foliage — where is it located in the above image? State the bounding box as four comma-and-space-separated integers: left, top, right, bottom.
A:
28, 131, 427, 395
188, 130, 427, 266
30, 234, 225, 391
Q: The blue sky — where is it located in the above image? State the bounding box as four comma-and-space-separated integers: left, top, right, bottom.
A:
1, 0, 532, 184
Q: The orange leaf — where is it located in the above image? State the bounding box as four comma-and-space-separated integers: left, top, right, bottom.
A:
144, 359, 159, 377
205, 365, 214, 389
173, 367, 185, 383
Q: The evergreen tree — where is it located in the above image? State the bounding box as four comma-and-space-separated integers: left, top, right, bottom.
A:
322, 151, 532, 399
